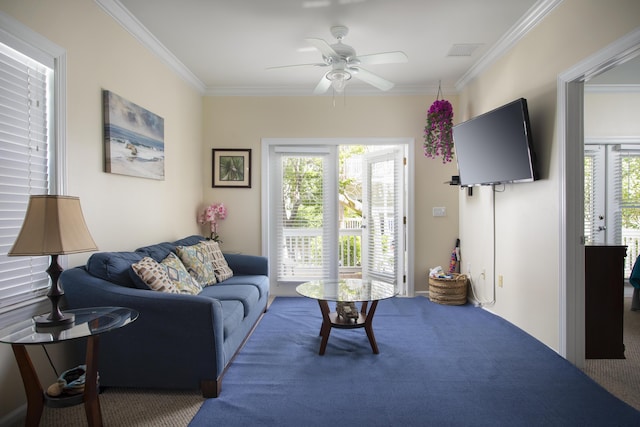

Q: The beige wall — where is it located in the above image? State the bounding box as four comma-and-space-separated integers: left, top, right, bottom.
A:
458, 0, 640, 351
585, 91, 640, 137
202, 95, 461, 291
0, 0, 203, 421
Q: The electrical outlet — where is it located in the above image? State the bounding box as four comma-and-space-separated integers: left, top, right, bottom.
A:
498, 275, 504, 288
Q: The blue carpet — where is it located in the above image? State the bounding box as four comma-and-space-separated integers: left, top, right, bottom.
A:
189, 296, 640, 426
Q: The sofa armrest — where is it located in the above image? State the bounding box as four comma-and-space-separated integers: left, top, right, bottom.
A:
223, 253, 268, 276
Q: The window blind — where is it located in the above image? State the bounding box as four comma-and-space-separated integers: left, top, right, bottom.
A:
609, 146, 622, 244
273, 148, 336, 282
584, 145, 605, 245
619, 149, 640, 275
584, 150, 597, 244
0, 42, 52, 309
362, 148, 403, 285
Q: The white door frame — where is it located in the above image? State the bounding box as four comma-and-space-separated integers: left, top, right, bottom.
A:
261, 137, 415, 296
559, 28, 640, 367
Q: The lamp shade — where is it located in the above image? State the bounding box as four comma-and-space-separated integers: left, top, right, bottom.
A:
9, 195, 98, 256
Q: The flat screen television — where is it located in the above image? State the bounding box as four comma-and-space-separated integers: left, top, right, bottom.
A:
452, 98, 537, 187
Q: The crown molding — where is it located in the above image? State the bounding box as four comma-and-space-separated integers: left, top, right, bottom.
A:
455, 0, 563, 91
95, 0, 206, 94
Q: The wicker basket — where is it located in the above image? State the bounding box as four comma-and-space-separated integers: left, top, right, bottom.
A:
428, 273, 468, 305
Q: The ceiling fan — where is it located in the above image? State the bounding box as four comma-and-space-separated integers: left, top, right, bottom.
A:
268, 26, 408, 94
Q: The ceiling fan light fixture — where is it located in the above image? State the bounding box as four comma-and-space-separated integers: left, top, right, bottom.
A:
326, 69, 352, 93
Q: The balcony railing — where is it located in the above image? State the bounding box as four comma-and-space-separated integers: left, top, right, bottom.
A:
279, 226, 640, 280
279, 220, 362, 280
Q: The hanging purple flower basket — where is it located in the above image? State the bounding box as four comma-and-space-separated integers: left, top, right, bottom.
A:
423, 99, 454, 163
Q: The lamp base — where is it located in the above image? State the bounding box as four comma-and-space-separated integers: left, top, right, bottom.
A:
33, 312, 75, 328
33, 254, 75, 329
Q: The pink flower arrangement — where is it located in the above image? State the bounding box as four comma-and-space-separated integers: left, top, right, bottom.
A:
423, 99, 454, 163
198, 202, 227, 242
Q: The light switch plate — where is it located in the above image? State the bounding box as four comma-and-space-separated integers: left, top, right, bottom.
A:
433, 207, 446, 217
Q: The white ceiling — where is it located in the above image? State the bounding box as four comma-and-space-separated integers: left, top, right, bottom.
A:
105, 0, 557, 95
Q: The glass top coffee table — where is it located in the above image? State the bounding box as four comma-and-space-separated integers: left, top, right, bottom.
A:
296, 278, 397, 355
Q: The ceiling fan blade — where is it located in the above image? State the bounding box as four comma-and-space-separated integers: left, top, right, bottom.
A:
305, 38, 340, 61
266, 63, 328, 70
351, 67, 395, 91
355, 51, 408, 65
313, 72, 331, 94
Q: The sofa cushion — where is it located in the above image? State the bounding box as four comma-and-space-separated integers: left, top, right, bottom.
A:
199, 284, 259, 317
200, 240, 233, 282
86, 251, 144, 288
215, 275, 269, 300
136, 235, 204, 261
161, 252, 202, 295
131, 257, 179, 293
219, 300, 244, 339
176, 243, 217, 287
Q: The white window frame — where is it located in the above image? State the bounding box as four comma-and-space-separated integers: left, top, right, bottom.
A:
0, 12, 67, 324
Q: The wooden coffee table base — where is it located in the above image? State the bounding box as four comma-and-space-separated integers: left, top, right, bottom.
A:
317, 300, 380, 355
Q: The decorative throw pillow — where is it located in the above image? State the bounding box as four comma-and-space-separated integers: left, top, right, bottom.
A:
176, 243, 217, 287
160, 252, 203, 295
200, 240, 233, 282
131, 257, 179, 294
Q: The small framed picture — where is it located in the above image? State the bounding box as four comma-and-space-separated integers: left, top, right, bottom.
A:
212, 149, 251, 188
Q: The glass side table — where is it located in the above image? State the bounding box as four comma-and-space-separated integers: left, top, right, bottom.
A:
0, 307, 138, 427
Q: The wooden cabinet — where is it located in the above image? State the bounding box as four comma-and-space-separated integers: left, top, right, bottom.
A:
585, 245, 627, 359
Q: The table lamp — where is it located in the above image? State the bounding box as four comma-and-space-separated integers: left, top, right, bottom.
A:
8, 195, 98, 327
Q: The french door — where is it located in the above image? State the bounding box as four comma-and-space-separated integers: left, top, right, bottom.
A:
269, 145, 339, 283
584, 142, 640, 276
361, 147, 406, 293
263, 139, 409, 296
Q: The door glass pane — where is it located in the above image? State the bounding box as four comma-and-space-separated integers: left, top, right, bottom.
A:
621, 152, 640, 276
362, 147, 404, 288
584, 145, 605, 245
277, 154, 332, 281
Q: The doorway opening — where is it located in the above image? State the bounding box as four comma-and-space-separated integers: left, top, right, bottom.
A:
559, 28, 640, 367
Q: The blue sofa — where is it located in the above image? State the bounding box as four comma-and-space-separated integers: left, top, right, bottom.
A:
60, 235, 269, 398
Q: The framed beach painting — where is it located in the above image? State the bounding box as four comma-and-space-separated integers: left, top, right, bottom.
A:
103, 90, 165, 180
212, 149, 251, 188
